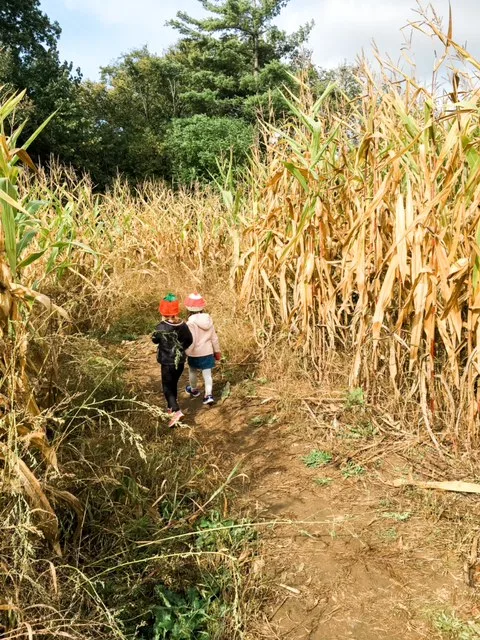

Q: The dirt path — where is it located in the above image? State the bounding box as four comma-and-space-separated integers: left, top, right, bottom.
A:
124, 336, 478, 640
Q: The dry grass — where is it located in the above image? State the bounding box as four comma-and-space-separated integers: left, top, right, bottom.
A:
15, 165, 232, 332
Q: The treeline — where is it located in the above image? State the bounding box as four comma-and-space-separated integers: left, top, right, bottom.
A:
0, 0, 358, 187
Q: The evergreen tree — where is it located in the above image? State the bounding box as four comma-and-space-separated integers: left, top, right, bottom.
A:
168, 0, 312, 78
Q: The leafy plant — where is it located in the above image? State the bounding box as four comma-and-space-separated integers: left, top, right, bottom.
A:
382, 511, 411, 522
345, 388, 365, 409
140, 585, 226, 640
430, 610, 480, 639
195, 510, 255, 552
314, 477, 333, 487
380, 527, 398, 541
249, 414, 278, 427
341, 461, 366, 478
342, 421, 377, 439
302, 450, 333, 468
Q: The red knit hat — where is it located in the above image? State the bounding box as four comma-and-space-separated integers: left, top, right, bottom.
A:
184, 293, 206, 312
159, 293, 179, 316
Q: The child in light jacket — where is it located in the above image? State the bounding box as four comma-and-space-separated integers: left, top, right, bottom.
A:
184, 293, 221, 405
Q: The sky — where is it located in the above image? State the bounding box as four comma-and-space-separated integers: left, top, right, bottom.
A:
39, 0, 480, 83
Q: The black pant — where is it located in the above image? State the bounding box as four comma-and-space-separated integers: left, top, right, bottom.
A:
161, 363, 184, 411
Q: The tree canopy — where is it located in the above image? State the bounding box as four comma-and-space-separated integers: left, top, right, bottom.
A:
0, 0, 357, 187
168, 0, 313, 77
0, 0, 83, 166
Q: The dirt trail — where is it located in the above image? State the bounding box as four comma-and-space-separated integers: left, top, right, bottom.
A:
124, 336, 477, 640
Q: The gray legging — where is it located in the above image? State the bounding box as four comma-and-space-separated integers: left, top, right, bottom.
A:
189, 368, 213, 396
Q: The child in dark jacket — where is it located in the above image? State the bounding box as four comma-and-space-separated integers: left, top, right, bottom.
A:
152, 293, 192, 427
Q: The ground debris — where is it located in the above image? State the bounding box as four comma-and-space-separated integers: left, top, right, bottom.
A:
392, 478, 480, 494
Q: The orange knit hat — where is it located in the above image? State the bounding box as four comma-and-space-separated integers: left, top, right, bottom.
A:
159, 293, 180, 316
184, 293, 206, 312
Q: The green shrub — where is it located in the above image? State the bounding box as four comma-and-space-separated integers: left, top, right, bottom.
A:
138, 585, 227, 640
165, 115, 253, 184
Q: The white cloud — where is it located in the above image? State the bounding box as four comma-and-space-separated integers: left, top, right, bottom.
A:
276, 0, 480, 81
56, 0, 480, 81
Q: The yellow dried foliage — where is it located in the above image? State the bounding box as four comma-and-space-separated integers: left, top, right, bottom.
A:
237, 16, 480, 447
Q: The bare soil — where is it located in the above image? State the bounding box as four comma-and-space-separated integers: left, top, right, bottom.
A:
123, 336, 480, 639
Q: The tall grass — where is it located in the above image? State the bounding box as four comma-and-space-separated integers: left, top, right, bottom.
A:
237, 13, 480, 450
0, 96, 250, 638
16, 166, 232, 330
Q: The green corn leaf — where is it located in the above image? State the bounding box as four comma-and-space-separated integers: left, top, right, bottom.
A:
16, 249, 48, 271
0, 90, 26, 120
16, 228, 38, 258
9, 119, 28, 148
0, 182, 29, 215
26, 200, 48, 216
312, 82, 339, 116
69, 240, 96, 256
284, 162, 309, 193
0, 178, 18, 274
310, 124, 341, 168
279, 200, 316, 262
16, 111, 57, 156
46, 245, 59, 274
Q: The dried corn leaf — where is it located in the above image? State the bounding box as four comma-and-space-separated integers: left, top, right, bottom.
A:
0, 445, 61, 555
392, 478, 480, 494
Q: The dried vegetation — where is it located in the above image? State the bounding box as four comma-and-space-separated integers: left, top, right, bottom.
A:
2, 7, 480, 639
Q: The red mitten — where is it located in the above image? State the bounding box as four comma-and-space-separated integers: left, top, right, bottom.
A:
214, 352, 222, 361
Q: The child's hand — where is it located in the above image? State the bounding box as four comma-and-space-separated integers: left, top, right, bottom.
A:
214, 352, 222, 361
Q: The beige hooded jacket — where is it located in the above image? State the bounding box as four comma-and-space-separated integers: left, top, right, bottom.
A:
186, 313, 221, 358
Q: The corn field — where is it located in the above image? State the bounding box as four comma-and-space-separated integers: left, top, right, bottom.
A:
237, 16, 480, 450
4, 10, 480, 638
0, 93, 233, 637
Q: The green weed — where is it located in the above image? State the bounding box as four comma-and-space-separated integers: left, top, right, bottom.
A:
220, 381, 231, 402
380, 527, 398, 541
342, 421, 377, 439
345, 387, 365, 409
302, 450, 333, 469
101, 309, 159, 343
139, 584, 228, 639
238, 380, 257, 398
382, 511, 411, 522
314, 477, 333, 487
249, 414, 278, 427
341, 461, 366, 478
61, 337, 126, 400
430, 610, 480, 639
195, 510, 255, 552
378, 498, 394, 508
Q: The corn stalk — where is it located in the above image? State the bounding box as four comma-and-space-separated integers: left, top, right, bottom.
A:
237, 13, 480, 449
0, 90, 80, 554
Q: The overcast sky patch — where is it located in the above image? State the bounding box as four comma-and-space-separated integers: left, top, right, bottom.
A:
41, 0, 480, 84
